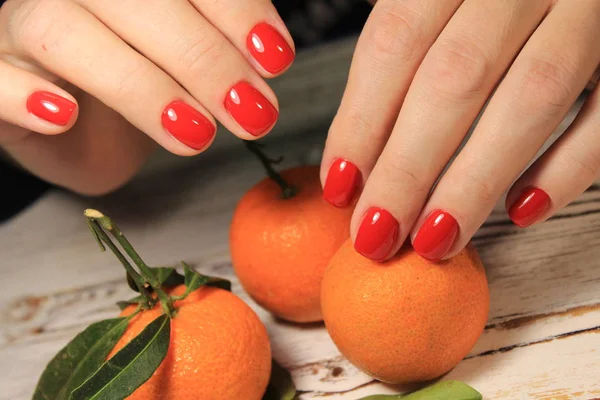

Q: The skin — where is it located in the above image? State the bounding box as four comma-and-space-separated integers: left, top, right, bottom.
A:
320, 0, 600, 260
1, 0, 598, 260
0, 0, 293, 195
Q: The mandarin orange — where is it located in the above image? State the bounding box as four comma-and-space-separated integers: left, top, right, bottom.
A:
110, 284, 271, 400
321, 240, 489, 384
230, 165, 353, 323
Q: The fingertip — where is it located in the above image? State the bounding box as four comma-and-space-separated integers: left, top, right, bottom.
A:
224, 80, 279, 138
353, 206, 400, 262
246, 21, 296, 77
412, 209, 459, 262
322, 158, 361, 207
506, 186, 551, 228
24, 91, 79, 135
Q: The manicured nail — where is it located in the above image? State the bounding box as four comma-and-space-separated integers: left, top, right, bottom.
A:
323, 158, 360, 207
27, 91, 76, 126
224, 82, 278, 137
355, 207, 399, 262
413, 210, 458, 262
162, 101, 216, 150
247, 23, 295, 74
508, 187, 551, 228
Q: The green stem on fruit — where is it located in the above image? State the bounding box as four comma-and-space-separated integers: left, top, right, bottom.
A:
85, 209, 175, 317
244, 140, 297, 199
86, 218, 154, 308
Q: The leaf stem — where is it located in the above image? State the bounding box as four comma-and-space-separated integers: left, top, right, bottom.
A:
244, 140, 297, 199
86, 219, 154, 308
85, 210, 174, 316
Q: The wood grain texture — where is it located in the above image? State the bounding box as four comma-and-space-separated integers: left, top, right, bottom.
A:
1, 37, 599, 400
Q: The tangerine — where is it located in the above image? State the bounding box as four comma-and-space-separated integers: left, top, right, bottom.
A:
110, 284, 272, 400
321, 240, 489, 384
230, 165, 353, 323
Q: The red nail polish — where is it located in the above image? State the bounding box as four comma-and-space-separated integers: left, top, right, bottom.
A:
162, 101, 215, 150
508, 187, 551, 228
224, 82, 278, 136
323, 158, 360, 207
27, 91, 76, 126
355, 207, 399, 262
247, 23, 294, 74
413, 210, 458, 262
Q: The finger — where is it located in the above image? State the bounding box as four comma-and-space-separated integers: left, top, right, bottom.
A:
3, 91, 156, 196
8, 0, 217, 155
189, 0, 295, 76
506, 85, 600, 228
352, 0, 549, 261
0, 59, 77, 135
321, 0, 463, 208
78, 0, 279, 139
412, 0, 600, 260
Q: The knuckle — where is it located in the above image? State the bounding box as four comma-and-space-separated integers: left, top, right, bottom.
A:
9, 0, 63, 50
421, 38, 491, 101
113, 61, 153, 100
175, 34, 225, 73
456, 167, 496, 204
563, 148, 600, 182
367, 0, 425, 61
338, 107, 375, 139
513, 57, 575, 117
380, 153, 429, 195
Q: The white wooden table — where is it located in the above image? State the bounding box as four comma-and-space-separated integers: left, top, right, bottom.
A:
1, 37, 599, 399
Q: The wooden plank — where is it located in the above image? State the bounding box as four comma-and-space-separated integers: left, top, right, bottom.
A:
2, 255, 599, 397
299, 330, 600, 399
1, 129, 600, 398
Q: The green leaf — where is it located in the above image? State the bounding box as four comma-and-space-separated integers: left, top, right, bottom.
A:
182, 263, 209, 294
32, 317, 130, 400
116, 295, 146, 310
262, 359, 296, 400
179, 262, 231, 298
204, 275, 232, 292
127, 267, 185, 293
357, 381, 482, 400
126, 272, 141, 292
70, 314, 171, 400
152, 267, 185, 287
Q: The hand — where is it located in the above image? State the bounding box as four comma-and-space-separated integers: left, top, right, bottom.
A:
0, 0, 294, 194
321, 0, 600, 262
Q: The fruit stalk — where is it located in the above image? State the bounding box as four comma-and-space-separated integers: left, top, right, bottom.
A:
244, 140, 297, 199
85, 209, 175, 316
86, 218, 154, 308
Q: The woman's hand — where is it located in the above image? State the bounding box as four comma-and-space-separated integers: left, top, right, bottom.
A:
321, 0, 600, 262
0, 0, 294, 194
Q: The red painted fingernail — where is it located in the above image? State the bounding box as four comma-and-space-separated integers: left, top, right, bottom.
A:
355, 207, 399, 262
413, 210, 459, 262
27, 91, 76, 126
323, 158, 360, 207
162, 101, 216, 150
224, 81, 278, 136
247, 23, 295, 74
508, 187, 551, 228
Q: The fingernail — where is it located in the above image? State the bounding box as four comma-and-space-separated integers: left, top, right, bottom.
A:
27, 91, 76, 126
162, 101, 216, 150
247, 23, 295, 74
413, 210, 458, 262
355, 207, 399, 262
508, 187, 551, 228
323, 158, 360, 207
224, 81, 278, 136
